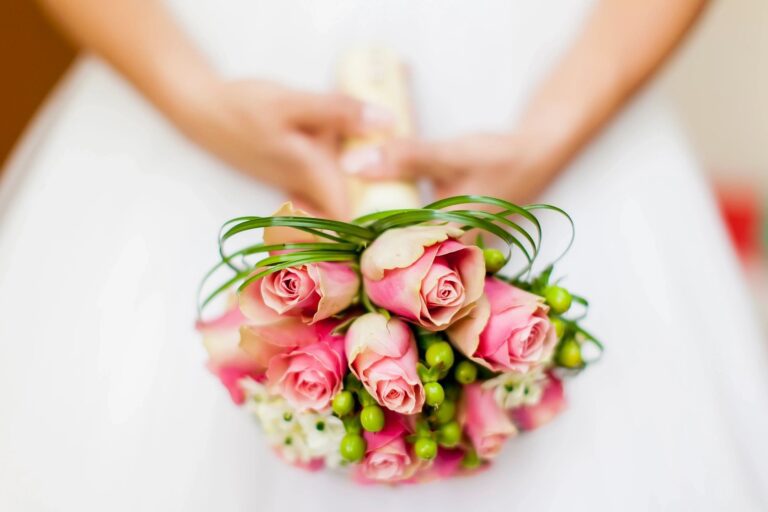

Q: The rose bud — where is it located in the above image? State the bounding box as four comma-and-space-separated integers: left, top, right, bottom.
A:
265, 330, 346, 412
239, 201, 360, 324
361, 225, 485, 331
357, 413, 421, 483
345, 313, 425, 415
459, 383, 517, 460
509, 375, 566, 431
448, 277, 557, 373
196, 304, 262, 404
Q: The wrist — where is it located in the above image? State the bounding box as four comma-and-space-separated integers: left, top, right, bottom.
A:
508, 123, 576, 181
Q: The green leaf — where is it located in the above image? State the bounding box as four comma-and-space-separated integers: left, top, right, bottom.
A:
424, 195, 543, 252
222, 216, 374, 242
197, 242, 359, 314
524, 203, 575, 267
237, 253, 357, 292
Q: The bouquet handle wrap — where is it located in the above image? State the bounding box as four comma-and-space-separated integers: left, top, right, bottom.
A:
339, 48, 422, 217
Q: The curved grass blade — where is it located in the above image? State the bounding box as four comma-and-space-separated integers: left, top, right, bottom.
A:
222, 216, 374, 242
369, 209, 533, 267
352, 209, 418, 226
198, 242, 359, 315
524, 204, 575, 266
237, 253, 358, 292
424, 195, 542, 245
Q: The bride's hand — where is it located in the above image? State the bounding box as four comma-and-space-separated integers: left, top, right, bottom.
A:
353, 133, 562, 204
172, 79, 386, 218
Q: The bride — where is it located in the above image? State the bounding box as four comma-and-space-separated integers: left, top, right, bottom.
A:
1, 0, 766, 510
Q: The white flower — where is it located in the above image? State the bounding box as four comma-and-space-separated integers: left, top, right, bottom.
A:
239, 378, 345, 467
483, 367, 547, 409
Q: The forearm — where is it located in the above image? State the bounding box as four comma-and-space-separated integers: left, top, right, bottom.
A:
38, 0, 215, 122
515, 0, 707, 173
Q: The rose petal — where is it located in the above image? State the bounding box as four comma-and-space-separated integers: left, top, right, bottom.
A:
263, 202, 318, 246
459, 383, 517, 459
309, 262, 360, 323
361, 225, 464, 280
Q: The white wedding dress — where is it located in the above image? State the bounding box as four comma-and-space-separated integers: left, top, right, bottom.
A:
1, 1, 766, 510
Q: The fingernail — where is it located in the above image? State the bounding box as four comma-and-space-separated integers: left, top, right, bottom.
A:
361, 104, 395, 130
340, 146, 383, 175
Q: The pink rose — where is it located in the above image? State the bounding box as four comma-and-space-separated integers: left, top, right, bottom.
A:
358, 413, 420, 483
196, 303, 262, 404
361, 225, 485, 331
459, 383, 517, 460
240, 262, 359, 324
448, 277, 557, 372
412, 448, 467, 483
509, 375, 566, 431
345, 313, 425, 414
265, 331, 346, 412
239, 318, 336, 371
239, 202, 360, 324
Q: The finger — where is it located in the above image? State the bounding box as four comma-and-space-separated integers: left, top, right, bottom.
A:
348, 138, 467, 182
289, 93, 393, 137
286, 195, 323, 217
291, 139, 351, 220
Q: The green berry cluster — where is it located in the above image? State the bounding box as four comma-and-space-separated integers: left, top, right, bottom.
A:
515, 265, 602, 371
333, 374, 388, 462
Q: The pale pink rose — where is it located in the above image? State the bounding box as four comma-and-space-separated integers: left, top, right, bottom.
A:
196, 303, 262, 404
459, 383, 517, 460
357, 413, 420, 483
240, 262, 359, 325
361, 225, 485, 331
265, 331, 346, 412
239, 202, 360, 324
239, 318, 336, 371
345, 313, 425, 414
448, 277, 557, 373
509, 375, 566, 431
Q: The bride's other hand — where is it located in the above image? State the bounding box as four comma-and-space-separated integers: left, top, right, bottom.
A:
342, 0, 707, 205
356, 133, 559, 204
172, 80, 383, 218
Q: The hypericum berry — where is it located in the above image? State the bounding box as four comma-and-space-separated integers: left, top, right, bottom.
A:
483, 248, 506, 274
438, 421, 462, 448
434, 400, 456, 425
339, 433, 366, 462
357, 388, 377, 407
551, 317, 566, 339
454, 360, 478, 384
556, 338, 583, 368
545, 286, 572, 314
425, 341, 455, 370
332, 390, 355, 417
418, 333, 442, 350
414, 437, 438, 460
342, 414, 362, 435
360, 405, 385, 432
461, 448, 481, 469
424, 382, 445, 406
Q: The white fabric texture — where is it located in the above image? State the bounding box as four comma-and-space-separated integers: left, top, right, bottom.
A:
0, 1, 767, 510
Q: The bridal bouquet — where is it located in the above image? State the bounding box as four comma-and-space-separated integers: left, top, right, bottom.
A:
197, 195, 601, 484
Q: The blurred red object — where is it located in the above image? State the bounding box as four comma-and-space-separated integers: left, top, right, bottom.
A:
714, 180, 764, 262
